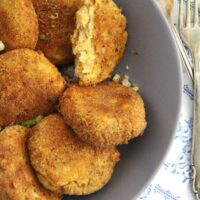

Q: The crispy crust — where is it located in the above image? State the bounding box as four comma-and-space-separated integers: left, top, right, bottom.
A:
0, 49, 66, 126
0, 0, 38, 51
32, 0, 83, 66
72, 0, 127, 85
0, 126, 60, 200
28, 114, 120, 195
94, 0, 128, 82
59, 82, 147, 147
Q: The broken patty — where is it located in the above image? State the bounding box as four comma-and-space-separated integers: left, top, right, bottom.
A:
72, 0, 128, 85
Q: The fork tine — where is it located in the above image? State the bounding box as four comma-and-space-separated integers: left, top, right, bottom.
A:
179, 0, 184, 29
194, 0, 199, 26
186, 0, 191, 27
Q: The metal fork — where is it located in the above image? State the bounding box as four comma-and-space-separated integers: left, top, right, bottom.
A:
172, 25, 194, 82
179, 0, 200, 199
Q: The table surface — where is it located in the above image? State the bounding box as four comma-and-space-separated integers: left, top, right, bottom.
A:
137, 0, 195, 199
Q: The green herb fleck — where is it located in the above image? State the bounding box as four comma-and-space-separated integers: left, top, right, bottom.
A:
131, 83, 140, 91
39, 33, 48, 40
20, 115, 43, 127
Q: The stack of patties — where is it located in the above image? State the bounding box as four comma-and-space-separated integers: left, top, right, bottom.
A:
0, 0, 147, 199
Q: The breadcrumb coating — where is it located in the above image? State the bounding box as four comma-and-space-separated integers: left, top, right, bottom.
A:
59, 82, 147, 147
0, 49, 66, 126
28, 114, 120, 195
72, 0, 127, 85
0, 125, 61, 200
0, 0, 38, 51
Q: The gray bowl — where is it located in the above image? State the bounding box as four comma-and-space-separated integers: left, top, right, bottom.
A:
64, 0, 182, 199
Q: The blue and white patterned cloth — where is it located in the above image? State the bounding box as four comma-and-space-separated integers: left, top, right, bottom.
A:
138, 1, 196, 199
138, 72, 194, 200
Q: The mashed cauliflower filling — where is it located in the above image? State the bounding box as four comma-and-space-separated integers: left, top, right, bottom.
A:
72, 0, 101, 83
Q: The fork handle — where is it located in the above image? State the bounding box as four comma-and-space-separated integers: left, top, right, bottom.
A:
191, 50, 200, 199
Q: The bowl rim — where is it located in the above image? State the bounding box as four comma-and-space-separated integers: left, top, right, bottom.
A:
134, 0, 183, 199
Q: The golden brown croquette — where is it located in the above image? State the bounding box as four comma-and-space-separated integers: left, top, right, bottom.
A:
71, 0, 128, 85
32, 0, 83, 66
0, 49, 66, 126
0, 126, 61, 200
59, 82, 147, 147
28, 114, 120, 195
0, 0, 38, 51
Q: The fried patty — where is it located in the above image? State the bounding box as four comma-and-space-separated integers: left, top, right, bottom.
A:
59, 82, 147, 147
28, 114, 120, 195
0, 126, 61, 200
0, 0, 38, 51
71, 0, 128, 85
32, 0, 83, 66
0, 49, 66, 126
